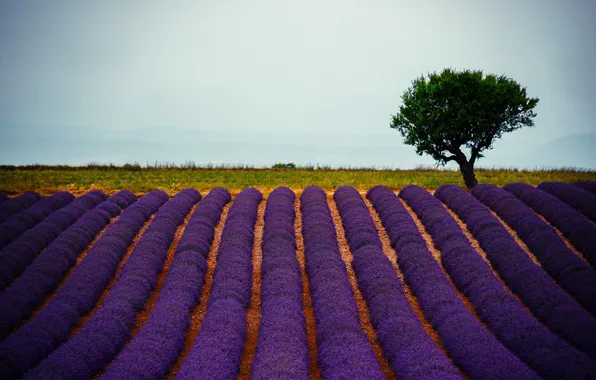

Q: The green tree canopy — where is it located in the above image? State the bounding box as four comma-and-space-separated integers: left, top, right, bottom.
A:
391, 68, 539, 188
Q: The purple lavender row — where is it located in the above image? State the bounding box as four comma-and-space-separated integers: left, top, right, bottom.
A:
369, 185, 539, 380
251, 187, 309, 379
0, 190, 168, 379
0, 193, 7, 204
574, 181, 596, 194
434, 184, 596, 358
418, 185, 596, 378
0, 191, 74, 249
0, 190, 136, 339
0, 192, 40, 223
100, 188, 230, 380
26, 189, 201, 379
335, 186, 461, 380
301, 186, 383, 380
504, 182, 596, 267
176, 188, 262, 380
0, 190, 106, 290
472, 184, 596, 316
537, 182, 596, 222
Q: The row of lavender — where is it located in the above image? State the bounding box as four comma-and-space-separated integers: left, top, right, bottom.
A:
26, 189, 201, 378
368, 186, 538, 379
0, 190, 168, 378
471, 184, 596, 315
435, 185, 596, 356
0, 191, 74, 249
175, 188, 262, 379
0, 190, 106, 291
301, 186, 384, 379
0, 181, 595, 379
0, 192, 42, 223
0, 187, 237, 379
505, 182, 596, 267
334, 186, 461, 379
101, 188, 231, 379
251, 187, 309, 378
401, 185, 596, 378
0, 190, 137, 338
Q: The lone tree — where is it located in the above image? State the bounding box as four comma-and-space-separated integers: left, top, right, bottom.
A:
391, 68, 539, 188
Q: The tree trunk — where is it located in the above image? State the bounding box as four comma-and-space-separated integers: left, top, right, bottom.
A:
459, 161, 478, 189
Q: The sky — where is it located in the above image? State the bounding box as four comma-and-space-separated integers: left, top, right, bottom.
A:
0, 0, 595, 169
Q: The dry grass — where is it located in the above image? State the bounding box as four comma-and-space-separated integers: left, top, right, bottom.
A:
2, 167, 595, 196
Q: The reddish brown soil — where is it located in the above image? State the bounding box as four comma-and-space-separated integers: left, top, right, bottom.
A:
327, 196, 396, 380
166, 202, 231, 379
237, 200, 266, 379
294, 197, 323, 380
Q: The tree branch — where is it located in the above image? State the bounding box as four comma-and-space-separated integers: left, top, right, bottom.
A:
438, 153, 458, 163
470, 145, 480, 165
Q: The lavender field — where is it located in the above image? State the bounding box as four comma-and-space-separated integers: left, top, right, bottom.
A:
0, 182, 595, 379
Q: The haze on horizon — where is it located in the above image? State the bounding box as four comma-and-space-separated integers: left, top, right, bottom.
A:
1, 0, 595, 169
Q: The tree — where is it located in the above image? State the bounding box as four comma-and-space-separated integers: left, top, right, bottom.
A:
390, 68, 539, 188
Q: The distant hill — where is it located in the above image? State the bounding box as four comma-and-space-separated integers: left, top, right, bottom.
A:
1, 123, 594, 170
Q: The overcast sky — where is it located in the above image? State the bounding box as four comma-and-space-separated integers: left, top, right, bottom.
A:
0, 0, 595, 168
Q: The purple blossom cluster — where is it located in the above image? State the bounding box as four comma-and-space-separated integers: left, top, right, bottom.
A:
0, 190, 107, 290
574, 181, 596, 194
537, 182, 596, 222
434, 184, 596, 358
369, 185, 539, 379
176, 188, 262, 380
335, 186, 460, 380
0, 192, 40, 223
301, 186, 384, 380
472, 184, 596, 316
26, 189, 201, 379
100, 188, 231, 380
0, 190, 168, 379
0, 190, 136, 339
418, 185, 596, 378
251, 186, 309, 380
504, 182, 596, 267
0, 191, 74, 249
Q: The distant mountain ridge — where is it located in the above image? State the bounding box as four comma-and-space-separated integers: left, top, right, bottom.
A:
533, 133, 596, 168
1, 122, 594, 169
